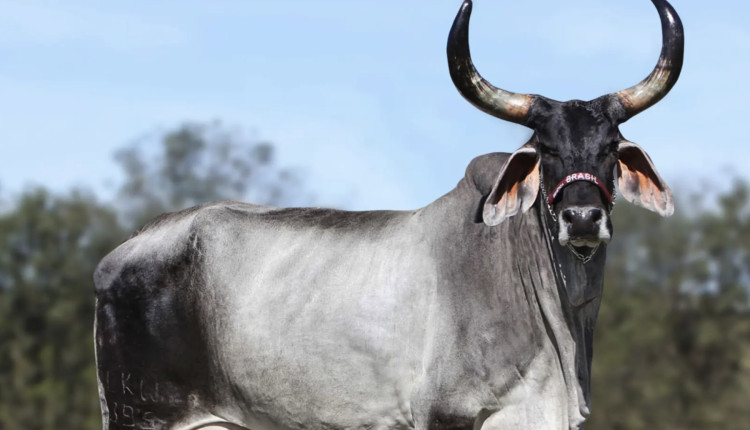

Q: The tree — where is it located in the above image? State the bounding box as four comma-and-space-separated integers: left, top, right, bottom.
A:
114, 121, 307, 230
0, 189, 124, 430
589, 184, 750, 430
0, 122, 309, 429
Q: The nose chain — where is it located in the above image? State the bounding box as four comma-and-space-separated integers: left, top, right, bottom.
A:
538, 170, 558, 222
568, 243, 600, 264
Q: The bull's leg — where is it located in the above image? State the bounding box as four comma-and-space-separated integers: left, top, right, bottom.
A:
195, 426, 247, 430
475, 394, 570, 430
476, 405, 565, 430
195, 427, 245, 430
189, 422, 250, 430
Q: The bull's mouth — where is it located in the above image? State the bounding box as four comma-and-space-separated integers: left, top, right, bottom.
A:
567, 237, 608, 248
558, 231, 610, 262
558, 233, 611, 248
570, 244, 599, 259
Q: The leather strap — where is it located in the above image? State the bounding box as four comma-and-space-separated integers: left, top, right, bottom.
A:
547, 172, 614, 206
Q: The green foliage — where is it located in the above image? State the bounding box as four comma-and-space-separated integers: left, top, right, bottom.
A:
114, 121, 304, 230
589, 186, 750, 430
0, 189, 124, 430
0, 122, 307, 429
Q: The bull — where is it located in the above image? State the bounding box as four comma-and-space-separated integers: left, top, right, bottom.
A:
94, 0, 684, 428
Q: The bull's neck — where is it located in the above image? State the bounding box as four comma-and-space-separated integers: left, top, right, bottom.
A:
422, 184, 605, 428
538, 202, 607, 306
537, 199, 607, 426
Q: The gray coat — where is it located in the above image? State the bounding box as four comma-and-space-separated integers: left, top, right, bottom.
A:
95, 153, 602, 430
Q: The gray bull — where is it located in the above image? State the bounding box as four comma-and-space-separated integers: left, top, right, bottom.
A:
94, 0, 684, 429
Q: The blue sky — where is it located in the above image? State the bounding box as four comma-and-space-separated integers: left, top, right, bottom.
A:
1, 0, 748, 210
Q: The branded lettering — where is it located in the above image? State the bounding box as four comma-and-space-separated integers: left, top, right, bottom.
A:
121, 404, 136, 427
140, 379, 160, 403
122, 373, 134, 396
107, 401, 163, 429
110, 401, 118, 423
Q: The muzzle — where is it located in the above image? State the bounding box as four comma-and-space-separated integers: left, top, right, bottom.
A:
542, 172, 615, 263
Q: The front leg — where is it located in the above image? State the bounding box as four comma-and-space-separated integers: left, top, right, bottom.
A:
476, 401, 572, 430
478, 406, 552, 430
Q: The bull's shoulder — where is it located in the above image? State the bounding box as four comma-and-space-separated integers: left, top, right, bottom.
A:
464, 152, 511, 195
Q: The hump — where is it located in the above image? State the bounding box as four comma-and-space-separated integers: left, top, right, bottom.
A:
133, 200, 269, 236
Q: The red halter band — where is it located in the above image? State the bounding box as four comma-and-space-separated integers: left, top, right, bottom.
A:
547, 172, 614, 206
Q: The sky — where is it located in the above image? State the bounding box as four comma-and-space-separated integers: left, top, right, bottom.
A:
1, 0, 748, 211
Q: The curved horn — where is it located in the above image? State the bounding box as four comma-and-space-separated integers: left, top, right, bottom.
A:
447, 0, 534, 125
615, 0, 684, 120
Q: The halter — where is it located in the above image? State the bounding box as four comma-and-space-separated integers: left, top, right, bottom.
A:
547, 172, 614, 208
538, 171, 616, 264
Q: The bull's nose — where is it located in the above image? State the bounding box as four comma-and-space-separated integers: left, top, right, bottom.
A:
562, 208, 603, 229
559, 207, 608, 247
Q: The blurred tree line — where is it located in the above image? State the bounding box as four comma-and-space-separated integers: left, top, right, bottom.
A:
0, 121, 748, 429
589, 184, 750, 429
0, 122, 305, 429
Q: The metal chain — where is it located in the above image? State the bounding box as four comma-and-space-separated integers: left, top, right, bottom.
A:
567, 243, 600, 264
538, 170, 558, 222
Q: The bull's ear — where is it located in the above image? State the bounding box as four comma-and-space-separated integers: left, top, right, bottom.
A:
483, 146, 540, 226
617, 140, 674, 217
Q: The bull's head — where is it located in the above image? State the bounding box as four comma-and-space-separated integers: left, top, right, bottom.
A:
448, 0, 683, 260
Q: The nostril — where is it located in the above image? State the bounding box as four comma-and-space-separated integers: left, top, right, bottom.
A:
589, 208, 603, 223
562, 209, 575, 224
